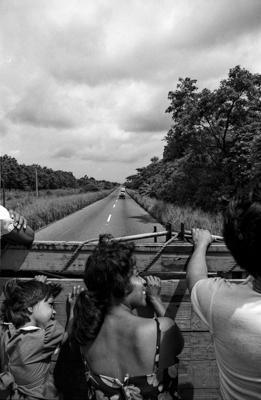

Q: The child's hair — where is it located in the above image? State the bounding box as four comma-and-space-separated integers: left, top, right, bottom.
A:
1, 279, 62, 328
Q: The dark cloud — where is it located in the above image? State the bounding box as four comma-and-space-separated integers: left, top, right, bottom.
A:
52, 144, 154, 164
9, 107, 76, 129
121, 112, 170, 133
7, 82, 80, 129
172, 0, 261, 51
0, 122, 8, 137
52, 148, 75, 158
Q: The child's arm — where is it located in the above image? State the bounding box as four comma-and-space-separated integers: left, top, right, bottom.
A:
63, 285, 82, 343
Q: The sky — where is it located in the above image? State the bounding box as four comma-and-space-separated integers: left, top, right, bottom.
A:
1, 0, 261, 183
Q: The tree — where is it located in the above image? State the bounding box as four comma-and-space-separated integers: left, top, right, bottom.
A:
163, 66, 261, 209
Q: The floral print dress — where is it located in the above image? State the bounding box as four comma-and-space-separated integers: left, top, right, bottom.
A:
81, 318, 181, 400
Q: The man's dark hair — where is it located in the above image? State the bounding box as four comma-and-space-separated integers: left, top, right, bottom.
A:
223, 184, 261, 277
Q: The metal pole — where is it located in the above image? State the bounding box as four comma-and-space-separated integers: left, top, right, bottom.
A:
165, 223, 172, 241
2, 179, 5, 207
35, 168, 39, 197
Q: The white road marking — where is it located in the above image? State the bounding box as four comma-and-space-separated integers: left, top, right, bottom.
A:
113, 204, 116, 208
107, 214, 112, 223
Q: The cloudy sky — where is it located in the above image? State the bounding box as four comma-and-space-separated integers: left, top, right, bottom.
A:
1, 0, 261, 182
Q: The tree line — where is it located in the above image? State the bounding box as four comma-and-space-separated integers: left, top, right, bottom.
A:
0, 155, 118, 192
126, 66, 261, 212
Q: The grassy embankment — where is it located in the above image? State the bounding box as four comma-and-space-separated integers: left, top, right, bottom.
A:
128, 190, 223, 236
2, 188, 113, 231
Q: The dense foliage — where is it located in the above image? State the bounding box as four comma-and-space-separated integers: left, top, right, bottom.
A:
126, 66, 261, 211
0, 155, 118, 191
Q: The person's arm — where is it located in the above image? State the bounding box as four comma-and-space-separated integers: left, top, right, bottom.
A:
146, 276, 184, 359
3, 209, 34, 246
186, 228, 213, 294
63, 285, 82, 343
146, 275, 166, 317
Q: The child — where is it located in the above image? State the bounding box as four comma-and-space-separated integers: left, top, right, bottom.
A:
0, 275, 78, 400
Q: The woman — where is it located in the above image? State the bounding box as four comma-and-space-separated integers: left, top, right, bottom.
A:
55, 234, 184, 400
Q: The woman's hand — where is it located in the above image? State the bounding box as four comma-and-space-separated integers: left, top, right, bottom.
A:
9, 210, 27, 231
145, 276, 166, 317
146, 275, 161, 301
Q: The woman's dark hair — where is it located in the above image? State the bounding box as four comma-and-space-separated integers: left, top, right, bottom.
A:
223, 184, 261, 277
72, 234, 135, 345
1, 279, 62, 328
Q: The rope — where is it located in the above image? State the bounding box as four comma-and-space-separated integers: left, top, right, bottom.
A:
140, 233, 179, 275
61, 238, 98, 273
54, 228, 224, 277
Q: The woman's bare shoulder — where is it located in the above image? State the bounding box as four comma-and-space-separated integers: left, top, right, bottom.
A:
157, 317, 175, 332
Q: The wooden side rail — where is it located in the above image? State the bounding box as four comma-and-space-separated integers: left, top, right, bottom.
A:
0, 240, 243, 277
0, 241, 246, 399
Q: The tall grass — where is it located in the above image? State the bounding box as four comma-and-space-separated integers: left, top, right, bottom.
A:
128, 190, 223, 236
2, 189, 113, 231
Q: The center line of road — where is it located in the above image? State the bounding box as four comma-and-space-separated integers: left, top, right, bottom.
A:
113, 204, 116, 208
107, 214, 111, 223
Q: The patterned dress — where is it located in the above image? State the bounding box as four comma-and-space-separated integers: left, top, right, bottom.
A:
81, 318, 181, 400
0, 321, 64, 400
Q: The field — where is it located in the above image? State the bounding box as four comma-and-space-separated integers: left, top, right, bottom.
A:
1, 188, 113, 231
128, 190, 223, 236
1, 188, 223, 236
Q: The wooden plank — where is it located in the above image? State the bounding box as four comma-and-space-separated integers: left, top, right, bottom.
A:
0, 241, 240, 274
179, 360, 219, 388
179, 388, 221, 400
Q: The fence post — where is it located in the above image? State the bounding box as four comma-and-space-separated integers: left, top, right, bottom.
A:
1, 178, 5, 207
166, 223, 172, 241
153, 226, 157, 243
180, 222, 185, 241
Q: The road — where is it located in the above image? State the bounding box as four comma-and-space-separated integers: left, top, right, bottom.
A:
35, 190, 166, 243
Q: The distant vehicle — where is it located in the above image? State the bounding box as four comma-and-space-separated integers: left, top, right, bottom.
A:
120, 187, 126, 192
119, 192, 125, 199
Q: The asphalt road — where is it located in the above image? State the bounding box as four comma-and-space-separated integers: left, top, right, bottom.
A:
35, 190, 166, 243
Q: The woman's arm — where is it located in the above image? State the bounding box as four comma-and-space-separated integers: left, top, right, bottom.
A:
3, 209, 34, 246
146, 275, 166, 317
146, 276, 184, 359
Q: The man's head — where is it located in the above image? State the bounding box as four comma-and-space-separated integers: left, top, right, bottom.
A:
223, 184, 261, 277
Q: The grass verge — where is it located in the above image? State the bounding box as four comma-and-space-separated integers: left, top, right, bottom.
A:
128, 190, 223, 236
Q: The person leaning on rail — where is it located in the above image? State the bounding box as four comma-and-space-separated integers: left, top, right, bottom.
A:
186, 183, 261, 400
0, 205, 34, 247
54, 234, 184, 400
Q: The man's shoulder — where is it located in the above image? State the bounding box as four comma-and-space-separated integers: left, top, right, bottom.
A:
192, 277, 232, 293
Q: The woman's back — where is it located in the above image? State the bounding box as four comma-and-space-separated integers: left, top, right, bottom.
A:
55, 237, 184, 400
84, 309, 181, 380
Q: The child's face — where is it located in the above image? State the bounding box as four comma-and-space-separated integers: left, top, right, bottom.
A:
31, 296, 56, 328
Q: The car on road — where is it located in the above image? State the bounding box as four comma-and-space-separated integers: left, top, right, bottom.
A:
119, 192, 125, 199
